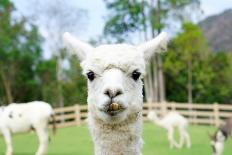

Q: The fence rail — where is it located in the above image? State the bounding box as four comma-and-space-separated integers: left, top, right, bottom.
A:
52, 102, 232, 128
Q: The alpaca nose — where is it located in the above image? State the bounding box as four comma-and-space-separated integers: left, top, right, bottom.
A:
104, 88, 123, 99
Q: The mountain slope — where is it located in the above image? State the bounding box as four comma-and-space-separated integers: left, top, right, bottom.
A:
199, 9, 232, 52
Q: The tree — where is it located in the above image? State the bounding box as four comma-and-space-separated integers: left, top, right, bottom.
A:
63, 56, 87, 106
0, 0, 43, 104
21, 0, 87, 107
103, 0, 201, 103
36, 58, 57, 106
164, 22, 212, 103
206, 52, 232, 103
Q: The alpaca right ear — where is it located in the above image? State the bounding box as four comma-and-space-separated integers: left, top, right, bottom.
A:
63, 32, 94, 61
138, 32, 168, 61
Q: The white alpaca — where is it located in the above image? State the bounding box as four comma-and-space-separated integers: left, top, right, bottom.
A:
63, 32, 168, 155
0, 101, 56, 155
147, 110, 191, 149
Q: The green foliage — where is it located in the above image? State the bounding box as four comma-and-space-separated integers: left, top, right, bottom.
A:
0, 0, 11, 12
63, 56, 87, 106
206, 52, 232, 103
35, 56, 87, 107
0, 1, 88, 106
164, 23, 232, 103
164, 23, 211, 102
0, 1, 43, 104
36, 58, 58, 106
104, 0, 147, 42
103, 0, 200, 42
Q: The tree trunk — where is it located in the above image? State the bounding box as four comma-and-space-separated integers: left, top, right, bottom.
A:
156, 0, 166, 102
141, 0, 148, 41
56, 57, 64, 108
187, 59, 193, 120
157, 54, 165, 102
148, 65, 154, 102
149, 0, 159, 103
141, 0, 149, 102
152, 56, 158, 102
0, 69, 13, 104
188, 59, 193, 103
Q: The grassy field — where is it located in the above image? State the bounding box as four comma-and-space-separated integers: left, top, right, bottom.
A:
0, 123, 231, 155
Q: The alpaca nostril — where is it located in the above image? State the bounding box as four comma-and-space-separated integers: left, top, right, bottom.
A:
104, 90, 111, 97
115, 90, 122, 96
104, 89, 123, 98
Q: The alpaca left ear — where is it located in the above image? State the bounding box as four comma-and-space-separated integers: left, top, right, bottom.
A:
138, 32, 169, 61
63, 32, 94, 61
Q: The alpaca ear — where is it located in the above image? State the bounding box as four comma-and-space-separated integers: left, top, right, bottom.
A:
63, 32, 94, 61
207, 132, 214, 140
138, 32, 169, 61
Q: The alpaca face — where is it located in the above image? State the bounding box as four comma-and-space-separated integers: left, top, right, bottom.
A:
210, 131, 225, 155
211, 141, 224, 155
84, 45, 145, 122
63, 32, 168, 123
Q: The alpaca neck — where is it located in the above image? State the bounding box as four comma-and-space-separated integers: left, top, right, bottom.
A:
153, 115, 165, 128
88, 112, 143, 155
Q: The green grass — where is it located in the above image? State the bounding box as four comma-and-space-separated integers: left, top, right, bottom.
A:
0, 123, 231, 155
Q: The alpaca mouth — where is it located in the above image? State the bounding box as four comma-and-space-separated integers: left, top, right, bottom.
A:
106, 110, 124, 116
104, 102, 126, 116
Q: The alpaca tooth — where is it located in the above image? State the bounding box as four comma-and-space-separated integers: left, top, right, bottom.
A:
110, 103, 119, 111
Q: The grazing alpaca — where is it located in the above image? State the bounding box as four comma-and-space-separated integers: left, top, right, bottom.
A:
63, 32, 168, 155
209, 117, 232, 155
147, 110, 191, 149
0, 101, 56, 155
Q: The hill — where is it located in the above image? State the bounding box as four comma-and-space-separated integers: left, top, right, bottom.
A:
199, 9, 232, 52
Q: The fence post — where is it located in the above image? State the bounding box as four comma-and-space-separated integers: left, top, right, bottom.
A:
161, 102, 167, 116
171, 102, 176, 111
188, 103, 198, 124
213, 103, 220, 127
75, 104, 81, 125
148, 102, 152, 111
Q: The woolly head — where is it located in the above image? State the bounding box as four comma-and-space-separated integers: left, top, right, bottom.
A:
147, 110, 158, 121
209, 130, 226, 155
63, 32, 168, 123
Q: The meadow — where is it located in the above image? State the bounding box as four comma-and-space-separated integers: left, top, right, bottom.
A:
0, 123, 231, 155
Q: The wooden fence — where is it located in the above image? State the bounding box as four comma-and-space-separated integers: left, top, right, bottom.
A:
53, 102, 232, 128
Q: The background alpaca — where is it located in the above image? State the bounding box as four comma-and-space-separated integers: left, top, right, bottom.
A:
209, 117, 232, 155
147, 110, 191, 149
0, 101, 56, 155
63, 32, 168, 155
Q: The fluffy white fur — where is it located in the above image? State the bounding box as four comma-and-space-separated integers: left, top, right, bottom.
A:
63, 32, 168, 155
0, 101, 55, 155
210, 131, 225, 155
148, 111, 191, 149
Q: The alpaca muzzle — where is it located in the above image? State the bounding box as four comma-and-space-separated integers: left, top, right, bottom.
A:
106, 102, 125, 116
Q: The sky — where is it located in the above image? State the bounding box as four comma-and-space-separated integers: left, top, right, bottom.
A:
201, 0, 232, 17
12, 0, 232, 41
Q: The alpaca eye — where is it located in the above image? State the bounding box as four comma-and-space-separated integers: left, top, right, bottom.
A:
86, 71, 95, 81
131, 70, 141, 81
